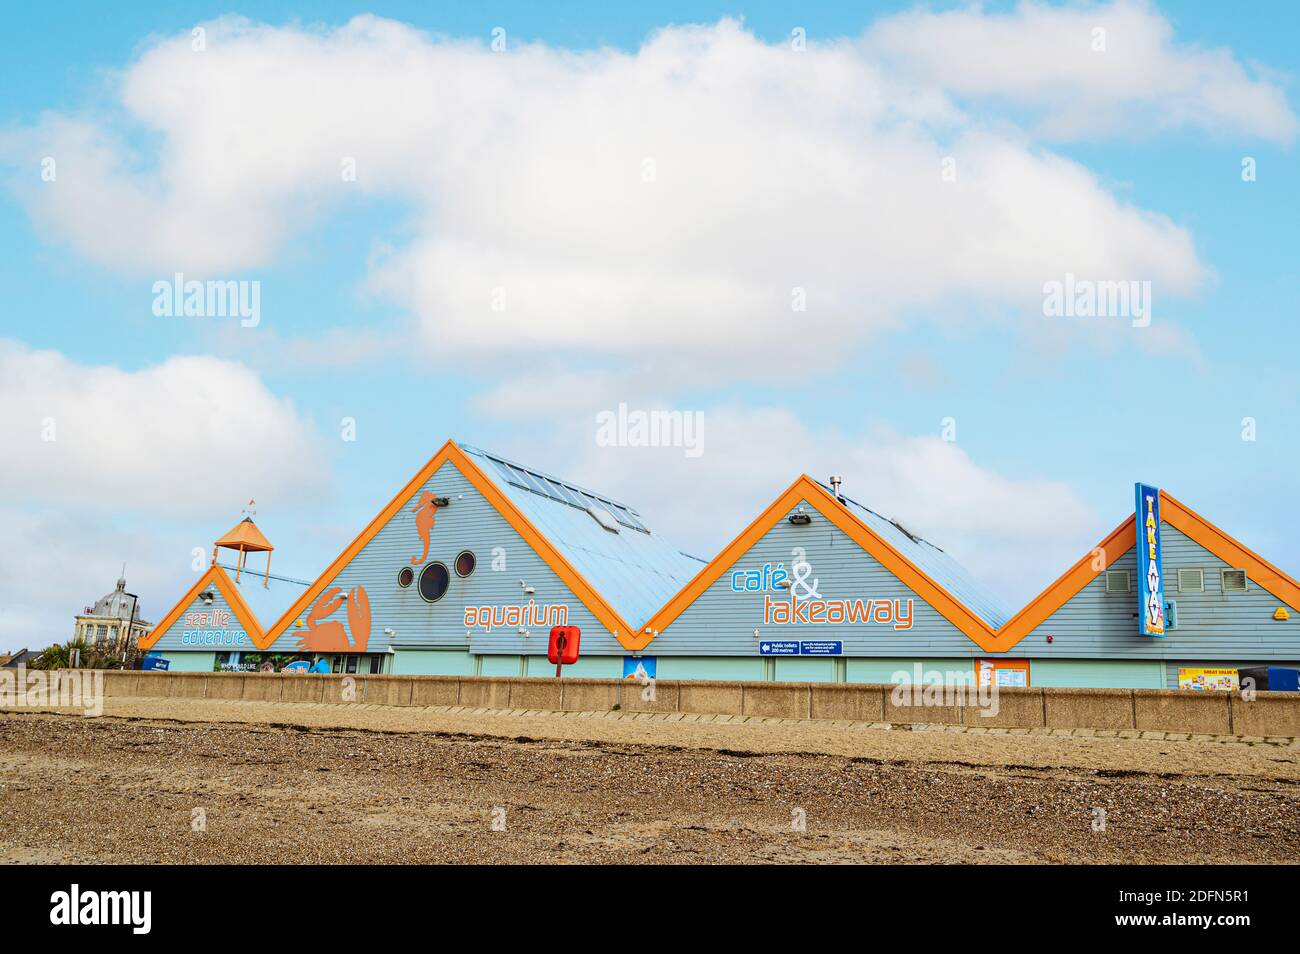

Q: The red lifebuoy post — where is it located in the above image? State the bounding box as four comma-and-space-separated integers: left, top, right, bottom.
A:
547, 625, 581, 678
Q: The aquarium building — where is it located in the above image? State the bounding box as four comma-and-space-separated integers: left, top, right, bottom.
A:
140, 440, 1300, 688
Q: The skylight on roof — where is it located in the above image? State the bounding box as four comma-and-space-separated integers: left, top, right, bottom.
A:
552, 482, 587, 508
470, 444, 653, 533
486, 456, 521, 487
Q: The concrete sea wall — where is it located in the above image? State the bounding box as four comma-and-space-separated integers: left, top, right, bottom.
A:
94, 672, 1300, 737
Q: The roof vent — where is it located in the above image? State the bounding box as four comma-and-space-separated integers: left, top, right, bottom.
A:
1222, 569, 1248, 594
829, 475, 843, 501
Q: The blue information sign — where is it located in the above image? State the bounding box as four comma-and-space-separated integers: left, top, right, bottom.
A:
759, 640, 843, 656
1135, 482, 1166, 637
799, 640, 844, 656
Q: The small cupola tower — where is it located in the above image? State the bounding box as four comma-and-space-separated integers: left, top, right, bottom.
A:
213, 499, 274, 588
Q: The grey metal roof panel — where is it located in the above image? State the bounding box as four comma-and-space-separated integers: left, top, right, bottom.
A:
459, 443, 704, 628
816, 482, 1011, 630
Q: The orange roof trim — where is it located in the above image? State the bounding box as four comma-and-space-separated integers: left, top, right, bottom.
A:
639, 475, 1006, 653
992, 489, 1300, 651
989, 517, 1134, 652
137, 564, 265, 651
638, 482, 1300, 655
1160, 490, 1300, 613
150, 456, 1300, 663
262, 441, 643, 650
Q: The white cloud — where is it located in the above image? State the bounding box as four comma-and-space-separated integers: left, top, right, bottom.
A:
206, 322, 401, 372
865, 0, 1297, 142
0, 14, 1223, 382
0, 509, 196, 652
0, 340, 328, 518
500, 407, 1099, 607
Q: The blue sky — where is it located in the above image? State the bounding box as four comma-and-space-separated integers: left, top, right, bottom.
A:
1, 1, 1297, 646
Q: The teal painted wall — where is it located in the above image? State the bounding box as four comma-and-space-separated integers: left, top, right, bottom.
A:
157, 651, 1285, 689
479, 654, 525, 676
774, 657, 837, 682
846, 658, 973, 683
525, 654, 622, 678
156, 651, 216, 672
656, 656, 765, 680
392, 649, 475, 676
1031, 658, 1163, 688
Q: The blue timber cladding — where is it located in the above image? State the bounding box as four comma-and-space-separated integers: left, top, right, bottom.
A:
151, 583, 256, 653
1022, 522, 1299, 660
266, 459, 625, 656
651, 500, 989, 656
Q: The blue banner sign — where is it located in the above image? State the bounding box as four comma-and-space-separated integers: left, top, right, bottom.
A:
1135, 482, 1166, 637
758, 640, 800, 656
759, 640, 843, 656
798, 640, 844, 656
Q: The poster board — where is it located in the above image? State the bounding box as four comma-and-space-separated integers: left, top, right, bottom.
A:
975, 658, 1030, 688
1177, 667, 1238, 691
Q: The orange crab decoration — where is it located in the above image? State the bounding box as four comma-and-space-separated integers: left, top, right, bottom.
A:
297, 585, 371, 653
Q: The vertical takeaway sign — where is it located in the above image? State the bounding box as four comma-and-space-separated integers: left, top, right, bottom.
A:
1135, 483, 1166, 637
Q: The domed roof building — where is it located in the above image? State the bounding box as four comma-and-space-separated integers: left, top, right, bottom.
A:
75, 571, 152, 653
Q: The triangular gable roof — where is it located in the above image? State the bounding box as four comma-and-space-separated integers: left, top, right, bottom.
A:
637, 475, 1009, 652
637, 481, 1300, 656
992, 489, 1300, 652
262, 440, 644, 649
147, 466, 1300, 661
137, 564, 266, 650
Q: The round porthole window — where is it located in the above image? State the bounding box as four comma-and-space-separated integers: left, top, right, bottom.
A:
418, 562, 450, 602
455, 550, 476, 577
397, 566, 414, 588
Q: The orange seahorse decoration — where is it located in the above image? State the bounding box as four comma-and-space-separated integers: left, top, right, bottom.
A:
410, 491, 440, 564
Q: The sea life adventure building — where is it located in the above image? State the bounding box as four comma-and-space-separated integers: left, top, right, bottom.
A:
140, 440, 1300, 689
